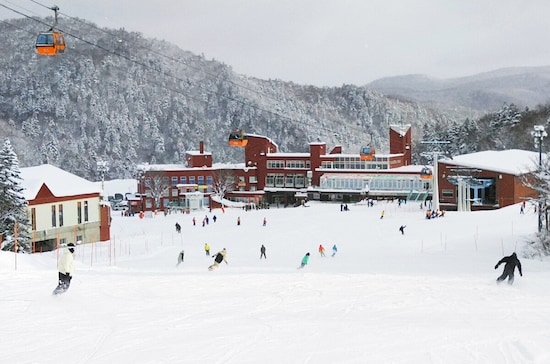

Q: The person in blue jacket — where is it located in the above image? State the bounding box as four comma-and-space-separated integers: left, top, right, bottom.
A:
331, 244, 338, 257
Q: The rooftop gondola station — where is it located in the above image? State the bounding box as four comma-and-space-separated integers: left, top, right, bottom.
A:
228, 130, 248, 147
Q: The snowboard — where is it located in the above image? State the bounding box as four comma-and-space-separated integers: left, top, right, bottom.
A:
52, 284, 69, 295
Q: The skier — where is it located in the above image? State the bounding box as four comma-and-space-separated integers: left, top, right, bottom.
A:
176, 250, 184, 267
331, 244, 338, 257
399, 225, 406, 235
175, 222, 181, 233
237, 216, 241, 226
209, 248, 228, 271
260, 244, 267, 259
380, 210, 385, 219
319, 244, 325, 257
204, 243, 210, 256
298, 252, 310, 269
495, 252, 523, 285
263, 217, 267, 226
53, 242, 75, 295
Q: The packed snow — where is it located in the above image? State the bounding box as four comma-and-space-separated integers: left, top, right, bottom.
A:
1, 190, 550, 363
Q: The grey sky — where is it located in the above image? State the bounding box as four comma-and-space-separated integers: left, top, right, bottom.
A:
3, 0, 550, 86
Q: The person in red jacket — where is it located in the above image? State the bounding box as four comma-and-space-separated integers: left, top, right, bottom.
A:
319, 244, 325, 257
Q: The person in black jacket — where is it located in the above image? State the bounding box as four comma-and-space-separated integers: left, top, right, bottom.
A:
494, 252, 523, 285
208, 248, 228, 271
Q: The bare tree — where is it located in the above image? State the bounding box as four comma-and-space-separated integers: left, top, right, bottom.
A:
211, 169, 236, 200
145, 171, 171, 209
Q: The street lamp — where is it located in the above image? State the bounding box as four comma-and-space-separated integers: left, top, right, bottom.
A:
531, 125, 547, 232
96, 160, 109, 200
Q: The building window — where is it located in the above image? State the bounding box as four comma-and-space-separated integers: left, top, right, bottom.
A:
442, 189, 454, 198
146, 199, 153, 209
84, 201, 89, 222
267, 160, 285, 169
189, 176, 195, 184
31, 208, 36, 231
295, 174, 305, 187
171, 177, 178, 186
77, 201, 82, 224
198, 176, 204, 185
171, 188, 179, 197
180, 176, 187, 184
249, 175, 257, 183
51, 205, 56, 227
285, 174, 295, 187
286, 160, 306, 169
206, 176, 213, 186
275, 174, 284, 187
58, 204, 64, 227
266, 174, 275, 186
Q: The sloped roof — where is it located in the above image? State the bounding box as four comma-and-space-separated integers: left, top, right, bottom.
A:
20, 164, 101, 200
439, 149, 542, 176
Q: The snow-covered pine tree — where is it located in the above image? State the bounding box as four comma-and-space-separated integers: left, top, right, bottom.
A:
0, 139, 31, 253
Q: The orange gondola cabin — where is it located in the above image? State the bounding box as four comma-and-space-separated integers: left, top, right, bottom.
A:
228, 130, 248, 147
36, 31, 66, 56
35, 5, 65, 56
420, 167, 433, 180
359, 146, 375, 161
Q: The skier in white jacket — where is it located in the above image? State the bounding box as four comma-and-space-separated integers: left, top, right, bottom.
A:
53, 243, 75, 295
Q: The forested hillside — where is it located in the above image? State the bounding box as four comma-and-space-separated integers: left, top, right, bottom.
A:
0, 17, 547, 180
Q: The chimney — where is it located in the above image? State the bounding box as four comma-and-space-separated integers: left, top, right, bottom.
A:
199, 141, 204, 154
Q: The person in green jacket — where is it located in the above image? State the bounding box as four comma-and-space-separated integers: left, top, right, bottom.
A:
298, 252, 310, 269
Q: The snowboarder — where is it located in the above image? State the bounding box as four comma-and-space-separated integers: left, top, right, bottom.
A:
380, 210, 385, 219
213, 215, 217, 223
260, 244, 267, 259
175, 222, 181, 233
53, 243, 75, 295
331, 244, 338, 257
176, 250, 184, 267
192, 217, 196, 226
204, 243, 210, 256
495, 252, 523, 285
298, 252, 310, 269
319, 244, 325, 257
209, 248, 228, 271
237, 216, 241, 226
399, 225, 406, 235
263, 217, 267, 226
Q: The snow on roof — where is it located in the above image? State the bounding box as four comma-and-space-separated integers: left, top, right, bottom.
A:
439, 149, 541, 176
20, 164, 101, 200
186, 151, 212, 156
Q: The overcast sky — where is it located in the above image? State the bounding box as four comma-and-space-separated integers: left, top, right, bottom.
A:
3, 0, 550, 86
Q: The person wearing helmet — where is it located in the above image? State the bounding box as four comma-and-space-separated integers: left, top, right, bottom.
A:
208, 248, 228, 271
53, 242, 75, 295
494, 252, 523, 285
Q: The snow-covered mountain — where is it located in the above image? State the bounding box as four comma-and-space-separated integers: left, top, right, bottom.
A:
367, 66, 550, 114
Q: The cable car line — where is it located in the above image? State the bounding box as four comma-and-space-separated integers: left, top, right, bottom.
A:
1, 1, 369, 148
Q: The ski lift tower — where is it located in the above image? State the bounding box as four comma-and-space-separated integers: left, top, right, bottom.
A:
445, 168, 482, 212
421, 140, 450, 211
